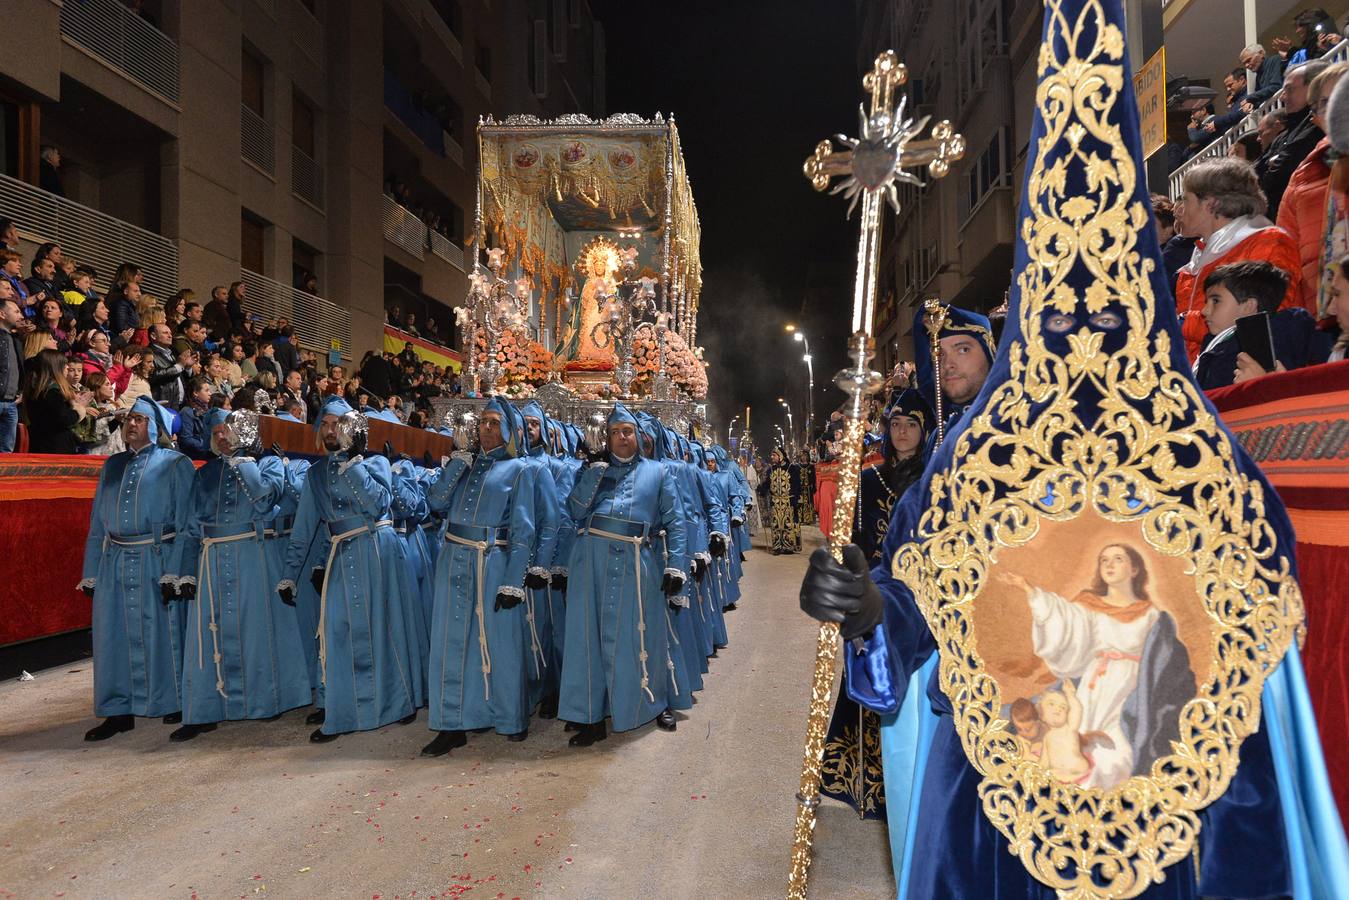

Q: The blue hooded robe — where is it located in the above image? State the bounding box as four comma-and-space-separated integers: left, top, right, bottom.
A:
81, 397, 196, 718
279, 397, 418, 735
424, 397, 541, 736
558, 403, 687, 731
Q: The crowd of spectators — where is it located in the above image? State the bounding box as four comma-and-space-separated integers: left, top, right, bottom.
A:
0, 226, 465, 456
384, 174, 461, 245
1156, 50, 1349, 392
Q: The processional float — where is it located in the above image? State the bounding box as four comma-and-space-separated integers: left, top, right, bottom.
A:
440, 113, 708, 438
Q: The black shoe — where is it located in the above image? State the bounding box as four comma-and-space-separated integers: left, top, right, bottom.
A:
309, 728, 339, 744
398, 711, 417, 725
162, 712, 182, 725
538, 694, 558, 720
262, 712, 284, 722
724, 603, 738, 612
305, 708, 326, 725
169, 722, 218, 742
655, 710, 677, 732
505, 728, 528, 743
420, 730, 467, 758
563, 721, 580, 732
470, 726, 492, 734
709, 650, 719, 659
568, 722, 607, 747
84, 715, 134, 742
739, 553, 747, 562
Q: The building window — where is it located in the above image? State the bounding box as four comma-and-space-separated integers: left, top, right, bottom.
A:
962, 127, 1011, 223
475, 42, 492, 81
431, 0, 461, 37
242, 48, 266, 117
292, 93, 316, 158
293, 238, 320, 292
241, 210, 267, 274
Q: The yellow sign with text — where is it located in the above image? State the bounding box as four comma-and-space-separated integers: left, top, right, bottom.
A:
1135, 47, 1166, 159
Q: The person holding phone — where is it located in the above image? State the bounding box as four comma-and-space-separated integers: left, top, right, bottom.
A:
1194, 261, 1329, 389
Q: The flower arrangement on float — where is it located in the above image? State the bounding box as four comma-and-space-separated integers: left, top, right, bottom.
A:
473, 328, 555, 393
630, 324, 708, 400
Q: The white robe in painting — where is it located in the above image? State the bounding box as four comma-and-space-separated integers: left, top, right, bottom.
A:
1028, 587, 1160, 789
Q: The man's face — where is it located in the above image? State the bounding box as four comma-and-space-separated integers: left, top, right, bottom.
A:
124, 282, 141, 301
0, 281, 12, 303
609, 423, 638, 460
151, 323, 171, 346
479, 411, 505, 452
286, 371, 301, 391
0, 300, 20, 329
1284, 70, 1310, 113
211, 423, 231, 455
1257, 114, 1285, 149
937, 334, 990, 405
319, 414, 341, 451
1, 258, 19, 276
1241, 49, 1264, 72
37, 259, 55, 280
1, 224, 15, 245
212, 287, 227, 303
123, 412, 151, 449
1223, 73, 1241, 96
330, 366, 345, 382
186, 323, 205, 344
525, 416, 542, 447
1201, 283, 1258, 335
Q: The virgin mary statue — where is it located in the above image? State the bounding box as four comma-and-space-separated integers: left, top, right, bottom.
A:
558, 238, 620, 369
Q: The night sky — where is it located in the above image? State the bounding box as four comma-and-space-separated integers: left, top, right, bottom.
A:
590, 1, 860, 452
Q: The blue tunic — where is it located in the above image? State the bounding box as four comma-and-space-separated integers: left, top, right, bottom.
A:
424, 449, 540, 735
521, 447, 562, 702
177, 455, 312, 723
559, 456, 687, 731
266, 459, 322, 697
81, 444, 196, 718
282, 453, 418, 735
389, 459, 432, 709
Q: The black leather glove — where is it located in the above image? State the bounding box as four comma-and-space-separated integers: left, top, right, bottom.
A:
708, 534, 727, 558
264, 441, 286, 459
160, 582, 177, 605
799, 544, 883, 642
668, 595, 682, 611
310, 568, 326, 594
660, 572, 684, 597
382, 440, 396, 461
80, 584, 94, 599
422, 450, 435, 468
278, 585, 296, 606
731, 517, 744, 528
550, 572, 568, 593
524, 571, 549, 590
494, 590, 523, 611
179, 582, 197, 601
584, 448, 608, 465
693, 557, 708, 582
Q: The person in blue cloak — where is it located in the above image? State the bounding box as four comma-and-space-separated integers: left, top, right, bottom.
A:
419, 398, 542, 757
171, 409, 311, 741
558, 403, 687, 747
668, 429, 724, 676
800, 1, 1349, 895
911, 302, 995, 449
687, 441, 731, 651
79, 397, 196, 741
707, 444, 747, 607
277, 397, 419, 743
517, 400, 571, 721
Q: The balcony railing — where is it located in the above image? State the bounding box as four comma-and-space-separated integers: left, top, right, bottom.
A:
239, 268, 351, 360
445, 132, 464, 167
1169, 40, 1349, 199
241, 105, 276, 176
383, 194, 427, 260
291, 147, 324, 209
0, 173, 178, 300
60, 0, 180, 104
429, 230, 464, 271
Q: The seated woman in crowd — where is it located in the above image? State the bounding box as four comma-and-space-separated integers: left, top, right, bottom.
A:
76, 329, 115, 381
22, 348, 92, 454
36, 298, 74, 354
23, 329, 56, 362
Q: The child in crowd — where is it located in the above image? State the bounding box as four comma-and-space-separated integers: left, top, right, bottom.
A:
1195, 261, 1331, 389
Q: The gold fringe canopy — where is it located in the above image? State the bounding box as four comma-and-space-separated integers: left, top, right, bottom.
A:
474, 113, 702, 339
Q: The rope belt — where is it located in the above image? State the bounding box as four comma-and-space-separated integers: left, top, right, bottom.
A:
197, 528, 261, 699
525, 585, 545, 677
443, 527, 508, 700
660, 533, 680, 696
266, 514, 295, 538
316, 518, 393, 684
104, 529, 176, 550
582, 525, 656, 704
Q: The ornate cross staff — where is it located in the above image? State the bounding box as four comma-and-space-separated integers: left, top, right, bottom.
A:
788, 50, 963, 899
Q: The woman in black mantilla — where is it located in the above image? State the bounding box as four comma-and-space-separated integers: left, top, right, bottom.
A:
757, 446, 801, 554
851, 388, 932, 565
820, 387, 933, 819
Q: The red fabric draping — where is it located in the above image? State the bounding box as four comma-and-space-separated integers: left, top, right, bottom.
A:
1295, 541, 1349, 821
0, 496, 94, 644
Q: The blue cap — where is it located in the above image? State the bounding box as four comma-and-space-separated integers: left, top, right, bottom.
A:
484, 397, 526, 458
635, 412, 665, 460
315, 395, 354, 431
518, 400, 555, 451
607, 402, 639, 429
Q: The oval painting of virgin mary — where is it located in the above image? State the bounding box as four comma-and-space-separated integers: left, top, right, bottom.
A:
974, 514, 1210, 790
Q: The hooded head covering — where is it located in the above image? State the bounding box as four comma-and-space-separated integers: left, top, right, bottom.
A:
129, 396, 174, 447
315, 395, 354, 430
635, 411, 666, 460
689, 441, 707, 468
203, 407, 230, 454
484, 397, 526, 458
881, 387, 934, 463
607, 402, 639, 430
517, 400, 554, 453
912, 302, 995, 415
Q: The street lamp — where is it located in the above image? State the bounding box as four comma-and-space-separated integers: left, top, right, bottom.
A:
780, 398, 796, 455
793, 331, 815, 453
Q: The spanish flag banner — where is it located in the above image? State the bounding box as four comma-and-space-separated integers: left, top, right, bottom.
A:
384, 325, 462, 373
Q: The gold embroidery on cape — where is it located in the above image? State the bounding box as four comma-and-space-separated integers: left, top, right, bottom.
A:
890, 2, 1304, 897
821, 707, 887, 817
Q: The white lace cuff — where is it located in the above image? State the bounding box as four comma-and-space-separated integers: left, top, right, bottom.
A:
497, 584, 526, 599
731, 517, 744, 526
589, 461, 609, 471
224, 455, 248, 468
451, 451, 474, 464
663, 568, 686, 584
77, 577, 96, 591
277, 579, 297, 593
709, 531, 729, 542
527, 566, 550, 579
175, 576, 198, 589
695, 552, 712, 564
549, 566, 569, 577
670, 592, 690, 609
337, 455, 363, 474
